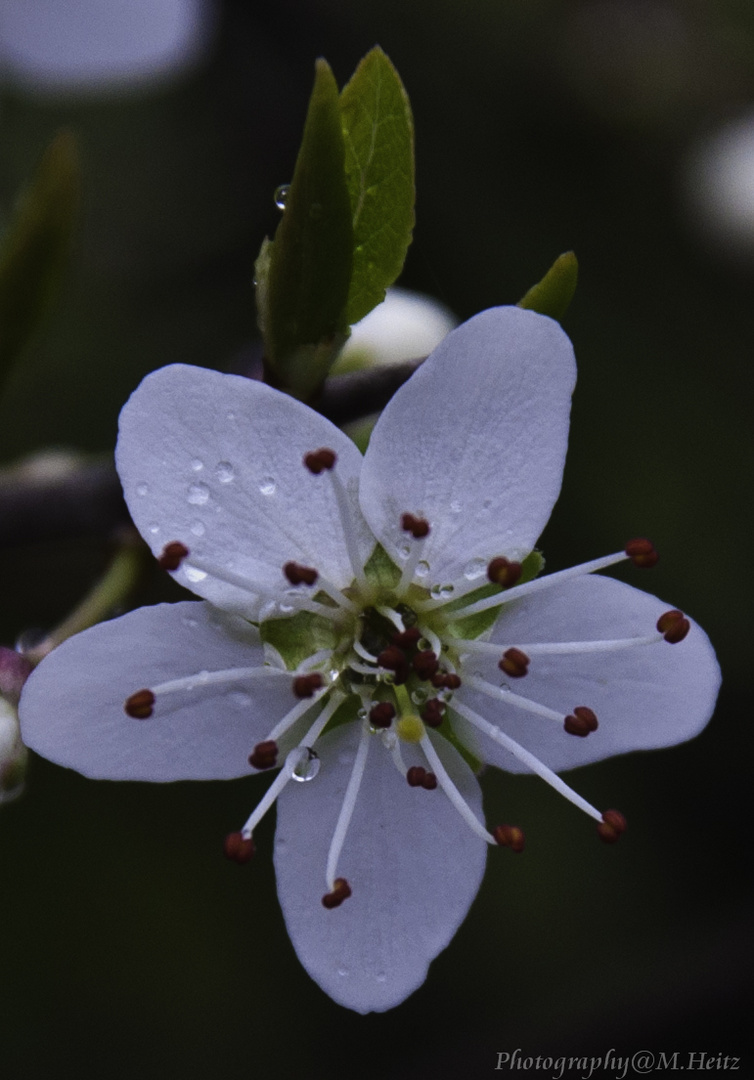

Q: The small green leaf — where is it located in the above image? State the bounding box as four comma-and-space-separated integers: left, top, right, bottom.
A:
363, 541, 400, 590
260, 59, 353, 399
260, 609, 339, 671
0, 130, 80, 388
518, 251, 578, 321
340, 46, 415, 325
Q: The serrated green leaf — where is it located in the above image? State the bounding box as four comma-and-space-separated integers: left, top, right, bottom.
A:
260, 59, 353, 400
0, 130, 80, 388
340, 46, 415, 325
518, 251, 578, 321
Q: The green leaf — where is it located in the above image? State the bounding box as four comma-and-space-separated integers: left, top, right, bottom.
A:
0, 130, 80, 388
518, 251, 578, 321
340, 46, 415, 325
260, 609, 339, 671
259, 59, 353, 400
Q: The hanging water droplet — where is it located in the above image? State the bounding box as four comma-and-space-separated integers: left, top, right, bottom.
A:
287, 746, 321, 782
190, 520, 205, 537
357, 707, 368, 721
274, 183, 290, 209
185, 567, 208, 583
148, 522, 160, 535
417, 637, 431, 651
187, 482, 210, 505
411, 687, 428, 705
215, 461, 234, 483
380, 730, 397, 751
259, 476, 276, 496
464, 557, 486, 580
190, 459, 204, 472
415, 560, 430, 578
136, 483, 149, 497
15, 627, 46, 654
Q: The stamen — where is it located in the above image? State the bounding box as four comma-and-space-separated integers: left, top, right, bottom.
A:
397, 514, 430, 592
376, 645, 410, 684
223, 831, 255, 863
442, 549, 640, 619
325, 720, 370, 891
406, 765, 437, 789
418, 624, 443, 657
597, 809, 627, 843
487, 556, 523, 588
303, 448, 337, 474
239, 693, 343, 839
124, 688, 155, 719
625, 538, 659, 568
392, 627, 421, 649
293, 673, 324, 698
322, 877, 352, 909
149, 664, 287, 699
283, 561, 319, 586
431, 671, 461, 690
452, 700, 604, 823
420, 698, 445, 727
158, 541, 189, 571
419, 732, 498, 844
369, 702, 395, 728
453, 633, 666, 658
376, 605, 406, 633
493, 824, 525, 853
401, 512, 430, 539
657, 609, 690, 643
465, 675, 565, 725
563, 706, 599, 737
413, 650, 439, 680
265, 693, 325, 744
248, 740, 278, 770
499, 647, 530, 678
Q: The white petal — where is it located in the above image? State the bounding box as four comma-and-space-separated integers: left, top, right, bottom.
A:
454, 575, 720, 774
117, 365, 372, 614
359, 306, 576, 579
19, 602, 293, 781
274, 725, 487, 1013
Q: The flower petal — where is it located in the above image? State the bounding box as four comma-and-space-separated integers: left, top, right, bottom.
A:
358, 306, 576, 579
453, 574, 720, 774
274, 724, 487, 1013
117, 365, 371, 614
19, 601, 292, 780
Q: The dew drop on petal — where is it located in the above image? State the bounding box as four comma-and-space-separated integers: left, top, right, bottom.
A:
215, 461, 235, 483
375, 972, 387, 983
190, 520, 205, 537
337, 967, 349, 978
415, 560, 430, 579
357, 707, 368, 720
430, 583, 455, 599
148, 522, 160, 535
397, 543, 411, 561
187, 483, 210, 506
287, 746, 320, 782
182, 615, 199, 628
274, 183, 290, 209
450, 500, 462, 514
411, 688, 428, 705
259, 477, 276, 496
136, 483, 149, 497
228, 691, 251, 708
464, 557, 487, 580
185, 567, 208, 583
190, 459, 204, 472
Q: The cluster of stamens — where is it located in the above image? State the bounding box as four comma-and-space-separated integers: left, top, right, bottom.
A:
124, 446, 694, 909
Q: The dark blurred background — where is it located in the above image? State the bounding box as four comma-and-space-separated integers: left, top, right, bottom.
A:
1, 2, 751, 1077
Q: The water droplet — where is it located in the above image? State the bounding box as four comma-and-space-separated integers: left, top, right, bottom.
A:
136, 483, 149, 497
274, 183, 290, 209
279, 602, 295, 614
148, 522, 160, 535
190, 459, 204, 472
182, 615, 199, 629
337, 967, 349, 978
187, 482, 210, 505
190, 520, 205, 537
397, 542, 411, 560
430, 583, 455, 599
411, 688, 428, 705
185, 567, 208, 583
415, 560, 430, 578
464, 557, 487, 580
215, 461, 234, 483
357, 707, 368, 720
380, 730, 397, 751
287, 746, 321, 782
227, 412, 236, 423
15, 627, 46, 654
450, 500, 462, 514
228, 691, 251, 708
375, 971, 387, 983
259, 476, 276, 496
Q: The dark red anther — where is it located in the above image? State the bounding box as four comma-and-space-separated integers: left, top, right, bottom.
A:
597, 809, 627, 843
369, 702, 396, 729
377, 645, 406, 672
392, 627, 421, 650
421, 698, 445, 727
499, 647, 530, 678
413, 650, 439, 680
421, 771, 438, 790
564, 706, 598, 737
158, 541, 189, 571
292, 673, 324, 699
656, 609, 690, 644
223, 831, 255, 863
248, 739, 278, 770
400, 512, 430, 539
124, 688, 155, 719
487, 557, 523, 588
322, 877, 352, 909
303, 448, 337, 474
493, 824, 525, 853
283, 561, 319, 587
443, 672, 462, 690
625, 538, 659, 568
407, 765, 427, 787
